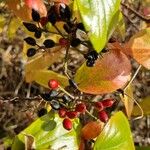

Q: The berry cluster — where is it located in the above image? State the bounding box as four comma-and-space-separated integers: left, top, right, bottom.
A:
94, 99, 115, 122
23, 2, 104, 67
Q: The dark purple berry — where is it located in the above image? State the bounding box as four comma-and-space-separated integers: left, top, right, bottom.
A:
63, 24, 71, 33
32, 9, 40, 22
24, 37, 36, 46
34, 30, 42, 39
77, 23, 85, 31
27, 48, 36, 57
59, 4, 71, 20
23, 22, 38, 32
48, 10, 57, 25
43, 39, 55, 48
71, 38, 81, 47
37, 108, 47, 117
86, 60, 95, 67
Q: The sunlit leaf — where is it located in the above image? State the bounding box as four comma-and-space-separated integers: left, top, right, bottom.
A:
120, 85, 134, 119
75, 0, 121, 52
124, 28, 150, 69
0, 15, 5, 33
25, 47, 64, 82
12, 111, 81, 150
94, 111, 135, 150
34, 69, 69, 88
7, 17, 21, 38
75, 49, 131, 94
132, 96, 150, 116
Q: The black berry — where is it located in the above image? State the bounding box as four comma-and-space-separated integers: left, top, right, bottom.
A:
43, 39, 55, 48
23, 22, 38, 32
37, 108, 47, 117
48, 9, 57, 25
63, 24, 71, 33
77, 23, 85, 31
24, 37, 36, 46
86, 60, 95, 67
59, 4, 71, 20
50, 100, 60, 110
71, 38, 81, 47
34, 30, 42, 39
32, 9, 40, 22
40, 92, 52, 101
27, 48, 36, 57
62, 94, 71, 103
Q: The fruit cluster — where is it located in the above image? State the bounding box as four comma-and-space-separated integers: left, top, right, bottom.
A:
39, 79, 115, 130
23, 2, 102, 67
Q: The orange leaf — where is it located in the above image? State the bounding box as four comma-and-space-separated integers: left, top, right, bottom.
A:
81, 121, 103, 140
6, 0, 47, 21
124, 28, 150, 69
75, 49, 131, 94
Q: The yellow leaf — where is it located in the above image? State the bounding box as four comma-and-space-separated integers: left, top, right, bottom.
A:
34, 70, 69, 88
120, 85, 134, 119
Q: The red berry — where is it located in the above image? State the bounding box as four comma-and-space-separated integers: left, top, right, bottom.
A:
58, 108, 67, 118
94, 102, 104, 111
63, 118, 72, 130
75, 103, 86, 113
59, 38, 69, 47
98, 111, 108, 123
101, 99, 114, 108
48, 79, 59, 89
66, 111, 78, 119
40, 17, 48, 26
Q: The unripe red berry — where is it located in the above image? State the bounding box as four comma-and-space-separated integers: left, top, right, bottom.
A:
66, 111, 78, 119
59, 38, 69, 47
98, 111, 108, 123
94, 102, 104, 111
75, 103, 86, 113
58, 108, 67, 118
101, 99, 114, 108
40, 17, 48, 26
63, 118, 72, 130
48, 79, 59, 89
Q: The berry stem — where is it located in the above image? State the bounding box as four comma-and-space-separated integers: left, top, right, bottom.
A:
58, 86, 74, 99
86, 110, 98, 121
53, 24, 66, 38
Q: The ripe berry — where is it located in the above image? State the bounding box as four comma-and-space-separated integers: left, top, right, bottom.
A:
48, 7, 57, 25
63, 118, 72, 130
27, 48, 36, 57
50, 100, 60, 110
66, 111, 78, 119
98, 111, 108, 123
94, 102, 104, 111
58, 108, 67, 118
48, 79, 59, 89
75, 103, 86, 113
62, 94, 71, 103
77, 23, 85, 31
63, 24, 71, 33
43, 39, 55, 48
85, 50, 99, 61
68, 79, 78, 89
59, 38, 69, 47
24, 37, 36, 46
71, 38, 81, 47
23, 22, 38, 32
40, 92, 52, 101
32, 9, 40, 22
59, 3, 71, 20
40, 17, 48, 26
86, 60, 95, 67
37, 108, 47, 117
34, 30, 42, 39
101, 99, 114, 108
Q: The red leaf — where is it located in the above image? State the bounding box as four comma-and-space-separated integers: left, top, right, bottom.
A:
75, 49, 131, 94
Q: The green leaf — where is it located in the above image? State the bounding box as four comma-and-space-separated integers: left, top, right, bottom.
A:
132, 96, 150, 116
94, 111, 135, 150
0, 15, 5, 33
75, 0, 121, 52
12, 111, 81, 150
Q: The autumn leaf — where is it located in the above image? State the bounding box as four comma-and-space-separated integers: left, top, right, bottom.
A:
6, 0, 47, 21
75, 49, 131, 94
124, 28, 150, 69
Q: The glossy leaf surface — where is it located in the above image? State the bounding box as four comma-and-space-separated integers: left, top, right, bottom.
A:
94, 111, 135, 150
